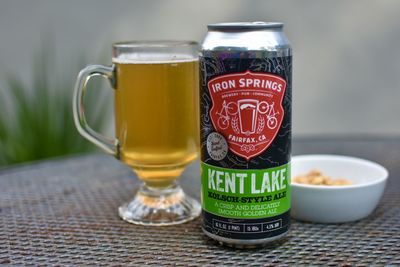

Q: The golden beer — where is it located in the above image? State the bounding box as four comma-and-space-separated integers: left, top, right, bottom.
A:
113, 57, 199, 187
74, 41, 201, 225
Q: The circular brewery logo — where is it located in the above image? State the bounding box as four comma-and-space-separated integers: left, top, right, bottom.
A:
207, 132, 228, 161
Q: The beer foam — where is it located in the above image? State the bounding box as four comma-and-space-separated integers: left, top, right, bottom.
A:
112, 53, 198, 64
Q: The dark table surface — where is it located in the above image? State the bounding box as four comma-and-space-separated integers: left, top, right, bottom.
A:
0, 137, 399, 266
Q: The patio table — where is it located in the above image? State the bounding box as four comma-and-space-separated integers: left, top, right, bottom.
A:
1, 137, 399, 266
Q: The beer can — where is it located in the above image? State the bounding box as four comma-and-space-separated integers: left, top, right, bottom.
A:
199, 22, 292, 248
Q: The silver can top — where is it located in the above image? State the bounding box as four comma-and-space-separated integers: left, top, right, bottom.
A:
207, 22, 283, 31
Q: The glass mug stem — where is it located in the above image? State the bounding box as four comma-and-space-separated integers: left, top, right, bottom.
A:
72, 41, 201, 226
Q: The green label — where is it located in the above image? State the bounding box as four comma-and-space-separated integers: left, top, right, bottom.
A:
201, 162, 291, 219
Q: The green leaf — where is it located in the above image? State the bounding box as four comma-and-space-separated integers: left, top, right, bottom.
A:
0, 43, 110, 166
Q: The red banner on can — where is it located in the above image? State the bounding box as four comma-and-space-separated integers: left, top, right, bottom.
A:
208, 71, 286, 160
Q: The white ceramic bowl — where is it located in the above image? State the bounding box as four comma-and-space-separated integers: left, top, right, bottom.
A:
291, 154, 388, 223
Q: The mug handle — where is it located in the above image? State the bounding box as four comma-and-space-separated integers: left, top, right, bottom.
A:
72, 64, 119, 157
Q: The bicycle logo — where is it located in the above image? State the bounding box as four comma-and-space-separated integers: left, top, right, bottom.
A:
207, 71, 286, 160
216, 100, 279, 135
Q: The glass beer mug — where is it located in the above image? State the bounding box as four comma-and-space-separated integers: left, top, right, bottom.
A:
73, 41, 200, 225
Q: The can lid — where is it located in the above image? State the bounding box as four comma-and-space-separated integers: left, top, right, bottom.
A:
207, 22, 283, 31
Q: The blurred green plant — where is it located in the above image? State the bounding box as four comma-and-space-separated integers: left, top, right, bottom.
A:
0, 45, 109, 166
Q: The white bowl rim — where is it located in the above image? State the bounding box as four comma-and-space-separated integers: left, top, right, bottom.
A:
291, 154, 389, 190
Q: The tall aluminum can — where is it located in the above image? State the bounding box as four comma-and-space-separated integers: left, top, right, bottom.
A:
199, 22, 292, 248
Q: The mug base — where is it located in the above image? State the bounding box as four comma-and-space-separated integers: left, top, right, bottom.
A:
118, 182, 201, 226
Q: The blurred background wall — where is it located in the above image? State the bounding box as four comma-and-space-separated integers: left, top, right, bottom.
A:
0, 0, 399, 165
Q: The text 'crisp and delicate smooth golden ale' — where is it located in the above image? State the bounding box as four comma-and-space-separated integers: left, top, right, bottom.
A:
113, 57, 199, 186
73, 41, 201, 226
